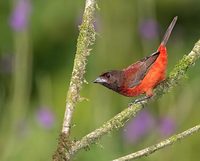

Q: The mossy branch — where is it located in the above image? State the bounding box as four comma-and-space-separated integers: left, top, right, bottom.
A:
67, 40, 200, 158
113, 124, 200, 161
53, 0, 97, 160
62, 0, 96, 136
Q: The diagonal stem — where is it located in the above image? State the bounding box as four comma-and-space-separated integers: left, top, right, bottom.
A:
113, 124, 200, 161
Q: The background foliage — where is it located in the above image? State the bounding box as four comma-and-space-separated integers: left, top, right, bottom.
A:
0, 0, 200, 160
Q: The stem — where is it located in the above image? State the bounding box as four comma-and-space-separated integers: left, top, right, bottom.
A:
69, 103, 144, 155
53, 0, 97, 160
62, 0, 96, 136
113, 124, 200, 161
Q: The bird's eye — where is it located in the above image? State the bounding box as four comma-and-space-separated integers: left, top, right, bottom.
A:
106, 73, 111, 78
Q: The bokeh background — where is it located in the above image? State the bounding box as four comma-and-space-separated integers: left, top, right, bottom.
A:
1, 0, 200, 160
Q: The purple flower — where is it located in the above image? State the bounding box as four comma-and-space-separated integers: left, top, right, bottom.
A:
159, 116, 176, 137
123, 109, 155, 144
139, 18, 159, 40
36, 107, 55, 129
0, 54, 13, 74
9, 0, 32, 32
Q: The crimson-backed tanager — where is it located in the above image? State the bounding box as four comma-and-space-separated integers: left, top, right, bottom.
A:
94, 16, 178, 103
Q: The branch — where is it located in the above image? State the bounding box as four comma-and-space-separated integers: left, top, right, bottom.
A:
53, 0, 97, 160
113, 124, 200, 161
62, 0, 96, 136
68, 39, 200, 157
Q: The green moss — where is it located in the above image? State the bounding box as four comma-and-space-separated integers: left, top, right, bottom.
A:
68, 5, 96, 104
53, 133, 75, 161
169, 40, 200, 81
154, 41, 200, 100
54, 2, 97, 161
169, 135, 178, 143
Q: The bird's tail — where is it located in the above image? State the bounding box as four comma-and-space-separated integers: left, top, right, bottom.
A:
160, 16, 178, 46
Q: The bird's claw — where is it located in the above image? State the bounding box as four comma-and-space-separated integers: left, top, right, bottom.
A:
134, 98, 142, 104
129, 96, 151, 107
128, 99, 142, 107
128, 102, 134, 107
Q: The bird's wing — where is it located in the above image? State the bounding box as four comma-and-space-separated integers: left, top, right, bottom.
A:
123, 51, 160, 88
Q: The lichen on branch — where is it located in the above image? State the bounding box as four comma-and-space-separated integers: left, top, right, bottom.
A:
62, 0, 96, 136
53, 0, 97, 161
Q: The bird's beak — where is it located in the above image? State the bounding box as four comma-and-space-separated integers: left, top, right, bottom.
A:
93, 77, 107, 83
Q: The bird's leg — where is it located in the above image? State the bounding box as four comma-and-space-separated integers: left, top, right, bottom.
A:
128, 89, 154, 107
134, 96, 151, 104
129, 89, 153, 106
128, 96, 149, 107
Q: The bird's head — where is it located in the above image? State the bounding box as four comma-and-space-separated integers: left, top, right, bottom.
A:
93, 70, 123, 92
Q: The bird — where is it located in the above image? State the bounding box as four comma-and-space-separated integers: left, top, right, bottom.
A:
93, 16, 178, 103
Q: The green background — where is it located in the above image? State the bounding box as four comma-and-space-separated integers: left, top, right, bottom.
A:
1, 0, 200, 160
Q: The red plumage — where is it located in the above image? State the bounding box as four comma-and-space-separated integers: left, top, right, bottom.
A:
94, 17, 177, 101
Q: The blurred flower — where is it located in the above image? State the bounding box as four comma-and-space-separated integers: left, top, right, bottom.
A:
123, 109, 155, 144
159, 116, 176, 137
139, 18, 159, 40
36, 107, 55, 129
0, 54, 13, 74
9, 0, 32, 32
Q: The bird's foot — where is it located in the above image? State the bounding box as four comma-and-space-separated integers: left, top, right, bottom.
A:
128, 96, 151, 107
134, 96, 149, 104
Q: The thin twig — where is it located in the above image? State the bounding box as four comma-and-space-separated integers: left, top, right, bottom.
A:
69, 103, 144, 155
113, 124, 200, 161
67, 39, 200, 157
53, 0, 97, 160
62, 0, 96, 136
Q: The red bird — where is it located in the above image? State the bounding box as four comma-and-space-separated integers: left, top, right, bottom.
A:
94, 17, 178, 103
